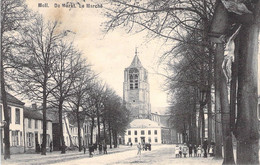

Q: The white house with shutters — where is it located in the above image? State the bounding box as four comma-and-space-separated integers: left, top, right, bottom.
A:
0, 93, 25, 154
24, 105, 52, 153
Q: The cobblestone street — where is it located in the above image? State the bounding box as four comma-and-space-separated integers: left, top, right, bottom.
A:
2, 145, 224, 165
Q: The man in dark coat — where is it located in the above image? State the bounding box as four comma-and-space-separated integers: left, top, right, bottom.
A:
203, 139, 208, 158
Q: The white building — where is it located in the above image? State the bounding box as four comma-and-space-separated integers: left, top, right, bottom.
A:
124, 119, 162, 144
0, 93, 25, 154
24, 106, 52, 153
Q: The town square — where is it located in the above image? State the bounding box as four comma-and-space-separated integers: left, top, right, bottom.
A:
1, 0, 260, 165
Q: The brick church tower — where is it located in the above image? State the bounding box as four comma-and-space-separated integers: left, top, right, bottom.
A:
123, 49, 151, 119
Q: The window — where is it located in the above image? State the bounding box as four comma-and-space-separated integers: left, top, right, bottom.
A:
35, 120, 38, 129
27, 132, 34, 147
148, 130, 151, 135
28, 119, 31, 128
128, 138, 131, 142
20, 132, 23, 146
15, 108, 20, 124
141, 130, 145, 135
154, 130, 157, 135
135, 138, 138, 143
155, 137, 158, 143
128, 130, 131, 135
129, 68, 139, 90
148, 137, 151, 143
134, 130, 137, 135
12, 131, 19, 146
8, 106, 11, 123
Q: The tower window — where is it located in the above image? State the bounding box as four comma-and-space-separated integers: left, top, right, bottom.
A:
129, 68, 139, 90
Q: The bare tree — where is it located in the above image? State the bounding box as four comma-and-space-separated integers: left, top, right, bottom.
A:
12, 16, 67, 155
0, 0, 28, 159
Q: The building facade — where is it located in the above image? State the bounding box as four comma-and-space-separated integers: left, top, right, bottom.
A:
123, 50, 151, 119
0, 93, 25, 154
24, 106, 52, 153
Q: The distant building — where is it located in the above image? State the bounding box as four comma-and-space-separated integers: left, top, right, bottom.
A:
123, 49, 151, 119
23, 105, 52, 153
0, 93, 25, 154
123, 50, 180, 144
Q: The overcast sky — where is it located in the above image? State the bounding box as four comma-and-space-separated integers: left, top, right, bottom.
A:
25, 0, 170, 110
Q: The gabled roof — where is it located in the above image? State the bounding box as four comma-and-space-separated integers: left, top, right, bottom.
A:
0, 92, 25, 106
128, 55, 143, 68
128, 119, 163, 128
24, 107, 52, 121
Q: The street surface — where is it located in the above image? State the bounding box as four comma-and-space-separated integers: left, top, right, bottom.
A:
2, 145, 224, 165
51, 145, 223, 165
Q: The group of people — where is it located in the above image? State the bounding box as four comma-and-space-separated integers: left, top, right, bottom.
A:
137, 142, 152, 155
175, 140, 214, 158
87, 141, 108, 157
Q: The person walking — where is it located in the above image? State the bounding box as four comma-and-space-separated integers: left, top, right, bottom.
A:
103, 142, 107, 154
179, 146, 182, 158
203, 139, 208, 158
193, 145, 197, 157
137, 143, 142, 155
50, 141, 53, 152
175, 145, 180, 158
188, 144, 193, 157
182, 143, 188, 158
197, 145, 202, 157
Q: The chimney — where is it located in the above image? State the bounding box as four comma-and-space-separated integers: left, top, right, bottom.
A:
32, 103, 37, 110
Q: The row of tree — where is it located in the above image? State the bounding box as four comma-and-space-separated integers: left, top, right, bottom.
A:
1, 0, 130, 159
103, 0, 260, 164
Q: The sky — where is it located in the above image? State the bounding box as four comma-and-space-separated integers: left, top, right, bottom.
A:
25, 0, 170, 111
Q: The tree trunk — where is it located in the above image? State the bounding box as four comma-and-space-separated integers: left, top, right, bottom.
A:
58, 99, 66, 154
41, 80, 47, 155
197, 109, 201, 145
214, 44, 223, 159
64, 115, 73, 147
207, 51, 213, 144
90, 117, 94, 145
96, 106, 101, 144
210, 1, 234, 163
236, 4, 260, 163
108, 122, 112, 149
103, 119, 106, 142
76, 104, 82, 152
200, 104, 205, 144
217, 43, 235, 165
1, 56, 10, 159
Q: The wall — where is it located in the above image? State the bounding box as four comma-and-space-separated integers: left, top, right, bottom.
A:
0, 103, 24, 154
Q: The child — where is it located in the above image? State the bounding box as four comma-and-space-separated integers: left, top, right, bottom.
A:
209, 145, 213, 157
179, 146, 182, 158
182, 143, 188, 158
197, 145, 202, 157
194, 145, 197, 157
175, 145, 180, 158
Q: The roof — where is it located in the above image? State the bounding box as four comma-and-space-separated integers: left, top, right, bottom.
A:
128, 119, 163, 128
0, 92, 25, 106
128, 55, 143, 68
24, 107, 52, 121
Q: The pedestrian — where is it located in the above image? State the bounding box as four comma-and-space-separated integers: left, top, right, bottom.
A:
182, 143, 188, 158
188, 144, 193, 157
179, 146, 182, 158
50, 141, 53, 152
193, 145, 197, 157
98, 143, 102, 154
148, 143, 151, 151
203, 139, 208, 158
103, 142, 107, 154
89, 144, 93, 157
130, 142, 133, 147
137, 143, 142, 155
175, 145, 180, 158
197, 145, 202, 157
209, 145, 214, 157
83, 145, 86, 154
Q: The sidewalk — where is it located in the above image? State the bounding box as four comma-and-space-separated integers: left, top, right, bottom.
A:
1, 145, 136, 165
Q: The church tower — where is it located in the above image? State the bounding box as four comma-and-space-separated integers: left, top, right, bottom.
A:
123, 49, 151, 119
